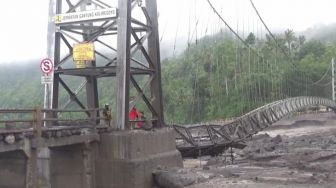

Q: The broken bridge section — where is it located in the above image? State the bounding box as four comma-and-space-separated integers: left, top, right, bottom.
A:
173, 96, 336, 158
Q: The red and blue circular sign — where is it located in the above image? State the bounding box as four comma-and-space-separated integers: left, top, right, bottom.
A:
40, 58, 54, 74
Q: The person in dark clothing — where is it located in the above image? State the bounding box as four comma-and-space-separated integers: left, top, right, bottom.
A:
137, 111, 145, 128
102, 104, 112, 126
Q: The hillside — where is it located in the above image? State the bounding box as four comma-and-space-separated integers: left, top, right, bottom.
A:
0, 25, 336, 123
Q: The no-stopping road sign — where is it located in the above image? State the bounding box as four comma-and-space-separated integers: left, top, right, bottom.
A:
40, 58, 54, 74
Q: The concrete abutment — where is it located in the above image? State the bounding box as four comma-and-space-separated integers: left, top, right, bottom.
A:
0, 128, 182, 188
95, 128, 182, 188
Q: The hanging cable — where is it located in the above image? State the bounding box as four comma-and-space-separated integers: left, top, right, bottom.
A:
160, 21, 168, 42
311, 63, 332, 85
206, 0, 252, 50
249, 0, 328, 87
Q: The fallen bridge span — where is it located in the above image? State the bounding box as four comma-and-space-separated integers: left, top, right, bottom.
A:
172, 96, 336, 158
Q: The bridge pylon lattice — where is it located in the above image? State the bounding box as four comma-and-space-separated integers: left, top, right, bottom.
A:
49, 0, 164, 130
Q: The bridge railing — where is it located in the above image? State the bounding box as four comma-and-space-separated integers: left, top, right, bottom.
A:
0, 107, 111, 135
0, 107, 111, 151
0, 109, 36, 131
42, 108, 101, 126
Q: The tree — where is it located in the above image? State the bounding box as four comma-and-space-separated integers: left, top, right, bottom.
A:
245, 32, 256, 46
297, 40, 326, 60
284, 29, 297, 56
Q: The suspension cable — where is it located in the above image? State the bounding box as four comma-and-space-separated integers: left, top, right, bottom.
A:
311, 63, 332, 85
249, 0, 329, 87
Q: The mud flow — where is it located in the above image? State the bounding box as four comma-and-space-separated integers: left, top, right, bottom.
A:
155, 112, 336, 188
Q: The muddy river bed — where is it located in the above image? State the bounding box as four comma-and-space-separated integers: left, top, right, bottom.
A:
156, 112, 336, 188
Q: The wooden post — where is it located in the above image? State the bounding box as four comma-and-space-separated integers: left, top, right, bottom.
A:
332, 58, 335, 101
26, 148, 38, 188
26, 107, 42, 188
35, 107, 42, 143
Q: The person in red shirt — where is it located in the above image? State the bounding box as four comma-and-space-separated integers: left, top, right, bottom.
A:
129, 107, 138, 129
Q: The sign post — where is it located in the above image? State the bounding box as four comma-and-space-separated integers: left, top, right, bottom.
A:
40, 58, 54, 127
40, 58, 54, 75
37, 2, 56, 187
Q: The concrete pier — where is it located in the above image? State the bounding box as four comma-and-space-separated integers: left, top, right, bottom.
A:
50, 144, 95, 188
0, 128, 182, 188
0, 151, 26, 188
95, 128, 182, 188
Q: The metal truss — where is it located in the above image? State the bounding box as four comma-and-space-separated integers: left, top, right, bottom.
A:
173, 97, 336, 158
51, 0, 164, 129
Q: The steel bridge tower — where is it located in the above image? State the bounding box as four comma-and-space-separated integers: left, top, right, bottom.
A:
49, 0, 164, 129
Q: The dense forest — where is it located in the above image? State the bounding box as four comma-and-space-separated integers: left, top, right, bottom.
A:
162, 27, 336, 123
1, 25, 336, 124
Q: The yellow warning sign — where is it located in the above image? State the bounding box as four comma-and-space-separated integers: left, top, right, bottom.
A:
73, 43, 95, 61
75, 61, 86, 68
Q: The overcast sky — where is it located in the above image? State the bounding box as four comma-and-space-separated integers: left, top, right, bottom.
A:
0, 0, 335, 63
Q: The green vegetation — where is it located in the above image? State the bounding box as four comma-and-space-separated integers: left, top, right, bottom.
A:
0, 63, 42, 108
0, 27, 336, 124
162, 29, 336, 123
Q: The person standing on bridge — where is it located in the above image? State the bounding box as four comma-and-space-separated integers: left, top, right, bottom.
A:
102, 104, 112, 126
129, 106, 139, 129
137, 111, 145, 128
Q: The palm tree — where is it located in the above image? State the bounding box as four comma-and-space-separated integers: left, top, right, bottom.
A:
245, 32, 256, 46
284, 29, 296, 56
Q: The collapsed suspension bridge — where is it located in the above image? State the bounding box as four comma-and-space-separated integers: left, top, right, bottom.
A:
0, 0, 335, 187
0, 0, 335, 161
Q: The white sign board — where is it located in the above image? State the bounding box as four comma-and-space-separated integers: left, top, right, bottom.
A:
41, 75, 53, 84
55, 8, 117, 25
40, 58, 54, 75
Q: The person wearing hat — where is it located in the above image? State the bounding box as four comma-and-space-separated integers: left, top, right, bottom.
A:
102, 104, 112, 126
